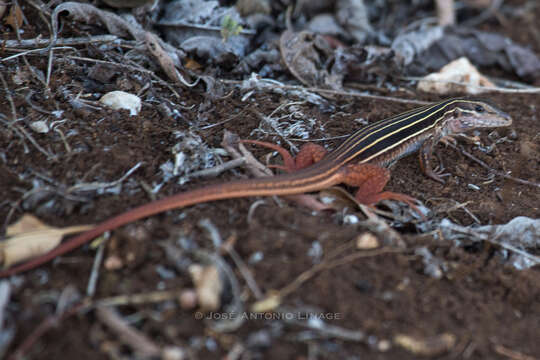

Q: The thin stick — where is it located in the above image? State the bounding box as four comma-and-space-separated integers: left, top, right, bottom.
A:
0, 35, 119, 50
86, 239, 107, 297
278, 247, 398, 299
187, 158, 245, 179
446, 142, 540, 188
96, 306, 161, 357
8, 301, 87, 360
220, 78, 430, 105
64, 55, 180, 98
0, 73, 17, 122
403, 76, 540, 94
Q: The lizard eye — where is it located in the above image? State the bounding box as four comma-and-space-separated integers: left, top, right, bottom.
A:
475, 105, 485, 113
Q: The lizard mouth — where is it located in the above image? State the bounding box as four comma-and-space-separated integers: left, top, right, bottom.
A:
448, 111, 513, 133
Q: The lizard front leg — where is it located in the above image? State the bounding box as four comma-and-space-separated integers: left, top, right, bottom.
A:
419, 135, 451, 184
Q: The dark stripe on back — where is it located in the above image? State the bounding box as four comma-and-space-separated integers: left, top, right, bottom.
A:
331, 99, 459, 157
333, 100, 458, 163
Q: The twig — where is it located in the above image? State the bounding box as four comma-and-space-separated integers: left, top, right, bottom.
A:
402, 76, 540, 94
246, 199, 267, 224
493, 344, 538, 360
199, 218, 264, 298
64, 55, 180, 98
200, 109, 248, 130
187, 158, 245, 180
157, 20, 256, 35
426, 198, 481, 224
220, 78, 430, 105
445, 142, 540, 188
0, 73, 18, 122
0, 281, 10, 329
86, 237, 107, 297
66, 55, 156, 76
440, 220, 540, 264
66, 162, 144, 193
222, 131, 273, 177
281, 308, 366, 342
0, 34, 119, 50
0, 117, 56, 159
1, 46, 76, 62
462, 0, 505, 28
191, 248, 245, 333
221, 233, 264, 299
93, 289, 184, 308
8, 301, 87, 360
95, 306, 161, 357
278, 247, 398, 299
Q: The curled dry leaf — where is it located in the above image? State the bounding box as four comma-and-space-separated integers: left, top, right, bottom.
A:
1, 215, 93, 268
280, 30, 342, 90
188, 264, 222, 312
145, 32, 182, 84
417, 57, 495, 94
51, 2, 184, 73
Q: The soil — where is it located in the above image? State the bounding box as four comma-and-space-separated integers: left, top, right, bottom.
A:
1, 1, 539, 360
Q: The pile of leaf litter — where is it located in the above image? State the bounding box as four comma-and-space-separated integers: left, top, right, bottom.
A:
0, 0, 539, 359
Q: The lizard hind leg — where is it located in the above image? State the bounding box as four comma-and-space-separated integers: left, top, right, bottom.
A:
241, 139, 296, 171
342, 163, 423, 215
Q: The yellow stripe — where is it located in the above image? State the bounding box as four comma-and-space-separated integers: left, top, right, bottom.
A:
336, 99, 490, 164
332, 99, 454, 156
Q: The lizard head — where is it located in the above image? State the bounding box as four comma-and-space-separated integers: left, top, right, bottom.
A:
445, 99, 512, 133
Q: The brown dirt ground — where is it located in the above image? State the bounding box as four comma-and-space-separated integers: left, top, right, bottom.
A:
1, 1, 539, 360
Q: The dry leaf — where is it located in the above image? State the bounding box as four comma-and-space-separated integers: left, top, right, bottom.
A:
1, 215, 93, 268
145, 32, 181, 83
6, 214, 46, 236
280, 30, 342, 90
5, 4, 23, 30
417, 57, 495, 94
189, 264, 222, 312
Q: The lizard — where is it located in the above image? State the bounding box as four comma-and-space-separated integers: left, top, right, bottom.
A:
0, 98, 512, 276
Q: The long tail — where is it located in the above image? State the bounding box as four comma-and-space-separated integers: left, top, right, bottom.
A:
0, 171, 341, 277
